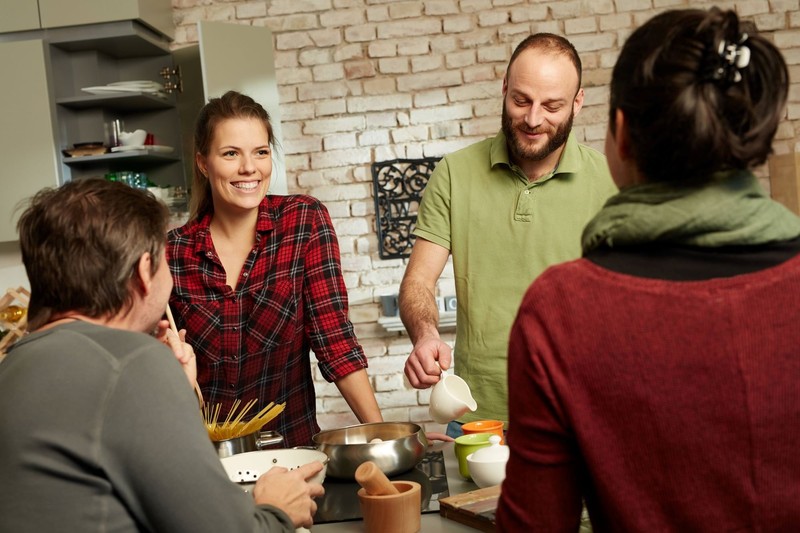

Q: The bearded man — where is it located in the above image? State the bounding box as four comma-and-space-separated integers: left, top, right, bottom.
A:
399, 33, 618, 437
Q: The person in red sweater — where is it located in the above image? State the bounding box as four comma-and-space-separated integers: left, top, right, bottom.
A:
496, 7, 800, 532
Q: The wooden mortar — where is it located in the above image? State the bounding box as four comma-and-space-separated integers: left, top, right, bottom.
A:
355, 461, 421, 533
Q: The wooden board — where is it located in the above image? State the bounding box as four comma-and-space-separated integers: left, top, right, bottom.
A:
438, 485, 500, 532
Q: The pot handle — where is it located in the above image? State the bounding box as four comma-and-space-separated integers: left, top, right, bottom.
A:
256, 430, 284, 448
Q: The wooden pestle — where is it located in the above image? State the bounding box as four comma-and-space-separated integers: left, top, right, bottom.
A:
355, 461, 400, 496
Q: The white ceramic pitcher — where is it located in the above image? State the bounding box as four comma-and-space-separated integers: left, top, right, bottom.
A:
428, 370, 477, 424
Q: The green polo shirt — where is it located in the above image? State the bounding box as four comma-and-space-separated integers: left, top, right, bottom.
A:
414, 130, 617, 425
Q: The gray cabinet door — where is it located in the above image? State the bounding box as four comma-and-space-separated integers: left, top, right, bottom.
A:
38, 0, 174, 40
197, 21, 287, 195
0, 39, 59, 242
0, 0, 41, 33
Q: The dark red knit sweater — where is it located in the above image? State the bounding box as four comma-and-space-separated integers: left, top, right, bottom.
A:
496, 252, 800, 532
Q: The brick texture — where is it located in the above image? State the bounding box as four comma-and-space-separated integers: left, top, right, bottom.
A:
171, 0, 800, 430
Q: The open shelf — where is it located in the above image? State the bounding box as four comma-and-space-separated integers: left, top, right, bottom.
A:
378, 311, 456, 333
46, 20, 171, 58
63, 149, 178, 166
57, 92, 174, 111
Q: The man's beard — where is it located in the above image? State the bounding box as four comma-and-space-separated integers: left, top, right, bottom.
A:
502, 101, 573, 164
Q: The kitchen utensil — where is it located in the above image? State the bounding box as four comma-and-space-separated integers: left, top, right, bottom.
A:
219, 447, 328, 491
466, 435, 508, 488
165, 304, 204, 407
358, 480, 422, 533
213, 429, 284, 459
118, 129, 147, 147
62, 142, 107, 157
429, 370, 477, 424
105, 119, 123, 147
312, 422, 429, 479
110, 144, 174, 153
461, 419, 505, 444
453, 433, 493, 480
108, 80, 164, 89
355, 460, 399, 496
82, 85, 165, 95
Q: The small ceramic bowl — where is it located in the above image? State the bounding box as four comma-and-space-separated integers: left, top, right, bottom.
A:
466, 435, 509, 488
118, 129, 148, 147
462, 419, 504, 443
453, 433, 493, 480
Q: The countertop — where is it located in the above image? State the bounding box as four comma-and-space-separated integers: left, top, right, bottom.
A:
312, 441, 483, 532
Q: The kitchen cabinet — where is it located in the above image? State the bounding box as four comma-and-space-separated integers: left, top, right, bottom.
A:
0, 19, 285, 242
0, 18, 179, 224
175, 21, 288, 195
0, 38, 59, 242
0, 0, 40, 33
0, 0, 173, 39
48, 22, 183, 189
40, 0, 173, 40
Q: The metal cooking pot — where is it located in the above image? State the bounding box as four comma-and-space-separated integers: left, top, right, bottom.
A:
213, 430, 283, 459
312, 422, 428, 479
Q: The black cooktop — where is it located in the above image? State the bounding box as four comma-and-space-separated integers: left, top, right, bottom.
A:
314, 449, 449, 524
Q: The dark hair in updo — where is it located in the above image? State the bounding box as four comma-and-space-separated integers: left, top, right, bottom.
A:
610, 7, 789, 183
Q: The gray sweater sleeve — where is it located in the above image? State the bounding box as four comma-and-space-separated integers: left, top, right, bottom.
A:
98, 342, 294, 533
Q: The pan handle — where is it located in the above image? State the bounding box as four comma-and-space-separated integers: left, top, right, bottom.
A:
256, 430, 284, 448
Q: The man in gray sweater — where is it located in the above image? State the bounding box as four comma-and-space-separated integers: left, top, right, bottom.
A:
0, 178, 324, 532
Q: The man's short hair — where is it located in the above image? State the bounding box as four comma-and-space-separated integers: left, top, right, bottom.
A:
507, 33, 583, 91
17, 178, 169, 330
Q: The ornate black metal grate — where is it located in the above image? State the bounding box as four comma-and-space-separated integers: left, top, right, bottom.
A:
371, 157, 441, 259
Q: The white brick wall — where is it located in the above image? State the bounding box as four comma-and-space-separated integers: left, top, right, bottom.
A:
171, 0, 800, 432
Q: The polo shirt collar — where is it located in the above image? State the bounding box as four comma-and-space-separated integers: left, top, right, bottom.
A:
490, 130, 512, 169
554, 132, 580, 176
490, 129, 580, 177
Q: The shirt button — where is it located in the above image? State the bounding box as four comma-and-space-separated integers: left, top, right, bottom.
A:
206, 251, 213, 257
242, 272, 248, 277
524, 190, 530, 195
233, 326, 238, 331
229, 384, 235, 389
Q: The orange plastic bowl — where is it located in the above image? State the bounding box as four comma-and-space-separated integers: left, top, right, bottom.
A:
461, 420, 505, 444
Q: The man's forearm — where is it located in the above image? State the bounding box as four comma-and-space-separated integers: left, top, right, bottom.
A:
399, 279, 440, 344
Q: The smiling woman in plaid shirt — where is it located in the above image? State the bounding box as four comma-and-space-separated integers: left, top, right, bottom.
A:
167, 91, 383, 447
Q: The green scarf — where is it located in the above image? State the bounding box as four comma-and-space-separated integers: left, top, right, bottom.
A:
582, 170, 800, 252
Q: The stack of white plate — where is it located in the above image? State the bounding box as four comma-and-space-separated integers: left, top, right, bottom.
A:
81, 80, 167, 98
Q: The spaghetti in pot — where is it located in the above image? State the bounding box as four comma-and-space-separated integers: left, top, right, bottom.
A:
203, 399, 285, 441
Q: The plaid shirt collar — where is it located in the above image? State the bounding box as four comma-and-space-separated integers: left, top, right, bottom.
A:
190, 198, 277, 257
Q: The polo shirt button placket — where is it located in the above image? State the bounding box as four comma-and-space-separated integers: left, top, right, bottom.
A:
515, 187, 534, 221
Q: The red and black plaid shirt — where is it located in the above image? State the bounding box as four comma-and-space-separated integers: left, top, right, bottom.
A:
167, 195, 367, 447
